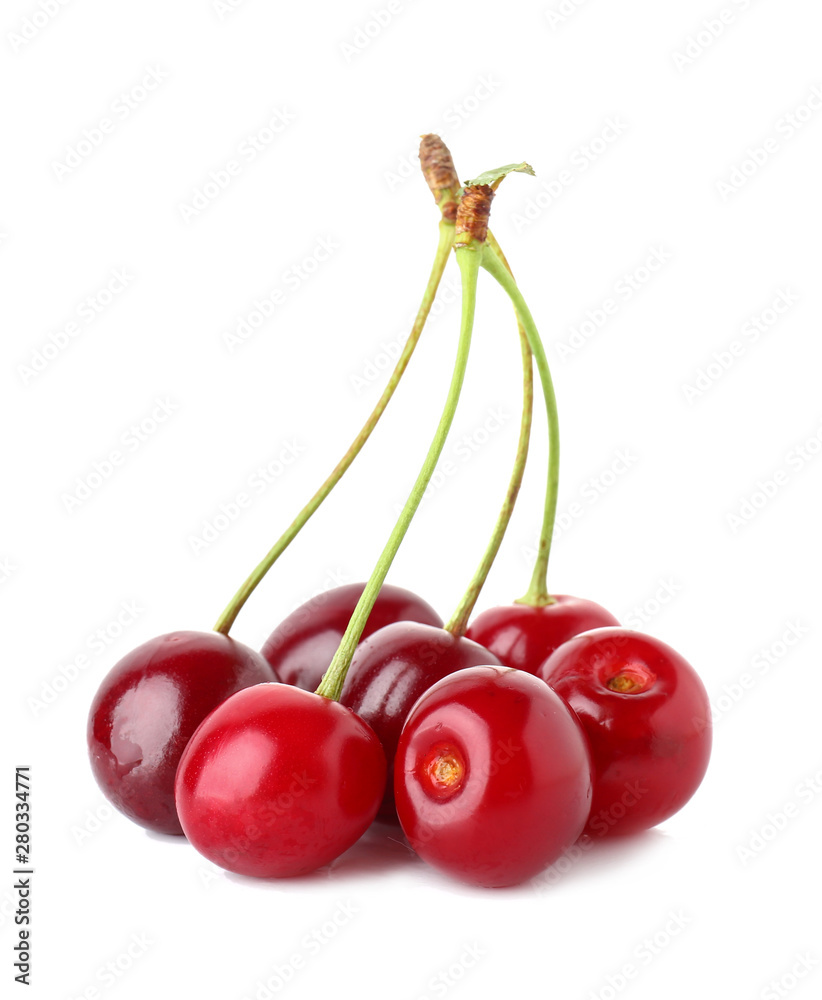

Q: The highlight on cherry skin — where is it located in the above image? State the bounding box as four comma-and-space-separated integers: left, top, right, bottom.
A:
87, 631, 278, 835
466, 594, 619, 675
538, 627, 712, 837
394, 665, 594, 888
174, 682, 387, 878
261, 583, 442, 691
340, 621, 502, 821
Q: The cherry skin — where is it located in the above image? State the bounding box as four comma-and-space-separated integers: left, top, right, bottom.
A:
466, 595, 619, 675
174, 683, 386, 877
538, 627, 711, 837
88, 630, 278, 835
261, 583, 442, 691
340, 622, 502, 821
394, 665, 593, 888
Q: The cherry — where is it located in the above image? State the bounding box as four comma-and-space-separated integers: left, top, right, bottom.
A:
261, 583, 442, 692
87, 631, 277, 835
340, 622, 502, 821
395, 665, 593, 887
538, 627, 711, 837
466, 595, 619, 674
174, 683, 386, 877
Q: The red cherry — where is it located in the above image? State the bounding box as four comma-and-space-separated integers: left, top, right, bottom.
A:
261, 583, 442, 691
466, 595, 619, 674
340, 622, 502, 821
174, 683, 386, 877
394, 666, 593, 887
87, 630, 277, 835
538, 627, 711, 836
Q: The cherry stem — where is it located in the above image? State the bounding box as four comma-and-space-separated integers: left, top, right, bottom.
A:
316, 246, 481, 701
480, 246, 559, 607
445, 233, 534, 637
213, 218, 455, 635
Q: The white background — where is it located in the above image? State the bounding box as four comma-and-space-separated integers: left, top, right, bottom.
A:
3, 1, 822, 998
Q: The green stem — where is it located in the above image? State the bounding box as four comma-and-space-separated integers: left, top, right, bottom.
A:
213, 219, 455, 635
481, 247, 559, 607
316, 247, 481, 701
445, 239, 534, 636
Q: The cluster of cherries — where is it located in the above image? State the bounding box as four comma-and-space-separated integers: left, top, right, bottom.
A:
88, 137, 711, 889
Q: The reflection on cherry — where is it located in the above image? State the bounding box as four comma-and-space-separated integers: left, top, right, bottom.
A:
538, 628, 712, 836
466, 595, 619, 674
88, 630, 277, 835
261, 583, 442, 691
174, 683, 386, 877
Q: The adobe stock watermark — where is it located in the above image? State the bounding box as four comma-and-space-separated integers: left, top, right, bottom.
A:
737, 763, 822, 865
348, 272, 460, 394
390, 405, 512, 516
621, 577, 682, 630
410, 741, 524, 849
238, 900, 358, 998
339, 0, 417, 62
187, 439, 306, 555
693, 621, 808, 734
383, 75, 502, 192
28, 601, 145, 717
17, 268, 134, 386
716, 83, 822, 202
533, 779, 649, 893
70, 800, 117, 848
221, 236, 339, 351
68, 932, 152, 1000
671, 0, 762, 73
760, 953, 818, 1000
0, 556, 18, 586
409, 943, 486, 1000
545, 0, 598, 30
262, 568, 354, 660
510, 116, 629, 233
7, 0, 73, 52
725, 418, 822, 532
178, 107, 296, 222
212, 0, 251, 19
51, 66, 169, 180
61, 398, 179, 513
587, 910, 691, 1000
521, 449, 639, 561
555, 245, 673, 361
214, 772, 320, 874
681, 288, 799, 403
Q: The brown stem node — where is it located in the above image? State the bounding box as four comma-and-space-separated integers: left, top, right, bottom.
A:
419, 133, 459, 221
455, 185, 494, 247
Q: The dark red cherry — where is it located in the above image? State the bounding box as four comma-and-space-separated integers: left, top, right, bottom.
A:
261, 583, 442, 691
466, 595, 619, 674
394, 666, 593, 887
88, 630, 277, 835
175, 683, 386, 877
538, 628, 711, 836
340, 622, 502, 821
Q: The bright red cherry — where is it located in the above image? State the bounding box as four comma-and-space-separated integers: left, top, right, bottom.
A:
395, 666, 593, 887
466, 595, 619, 674
175, 683, 386, 877
88, 630, 277, 835
261, 583, 442, 691
340, 622, 502, 821
538, 627, 711, 837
